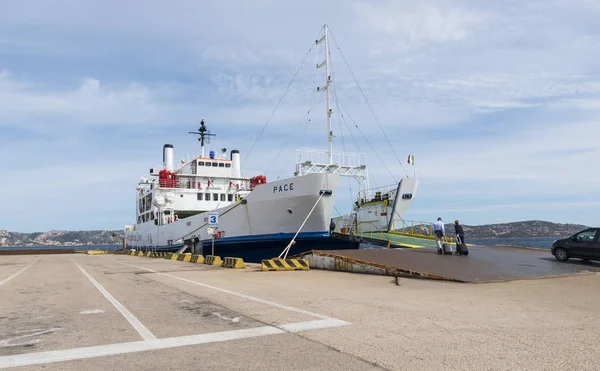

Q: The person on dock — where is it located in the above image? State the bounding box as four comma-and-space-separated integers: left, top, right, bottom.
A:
433, 217, 445, 250
454, 220, 465, 245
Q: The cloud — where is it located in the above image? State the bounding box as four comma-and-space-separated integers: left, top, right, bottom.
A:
1, 0, 600, 231
0, 71, 180, 127
413, 200, 600, 215
353, 0, 488, 51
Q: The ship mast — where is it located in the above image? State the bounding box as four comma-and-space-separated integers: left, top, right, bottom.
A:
316, 24, 333, 165
296, 24, 367, 195
189, 119, 215, 158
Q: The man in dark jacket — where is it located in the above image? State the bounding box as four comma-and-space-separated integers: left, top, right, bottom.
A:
454, 220, 465, 245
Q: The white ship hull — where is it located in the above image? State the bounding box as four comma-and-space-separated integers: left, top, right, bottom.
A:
125, 173, 358, 261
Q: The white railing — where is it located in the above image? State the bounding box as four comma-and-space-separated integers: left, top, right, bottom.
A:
296, 147, 367, 167
355, 184, 397, 204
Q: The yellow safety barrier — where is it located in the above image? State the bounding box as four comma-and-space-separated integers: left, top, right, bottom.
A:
222, 257, 246, 269
145, 251, 152, 257
170, 253, 179, 260
204, 255, 223, 266
177, 253, 192, 262
137, 251, 145, 257
86, 249, 107, 255
129, 250, 137, 256
166, 252, 173, 259
190, 254, 205, 263
261, 258, 309, 271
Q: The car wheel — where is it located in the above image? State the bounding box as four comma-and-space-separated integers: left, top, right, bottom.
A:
554, 247, 569, 262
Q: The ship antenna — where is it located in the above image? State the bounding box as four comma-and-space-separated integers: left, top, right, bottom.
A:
189, 118, 216, 158
316, 24, 333, 165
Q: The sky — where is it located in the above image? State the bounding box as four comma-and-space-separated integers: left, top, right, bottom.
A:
1, 0, 599, 232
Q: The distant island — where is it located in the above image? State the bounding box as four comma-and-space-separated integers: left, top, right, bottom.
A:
0, 220, 591, 247
0, 230, 124, 247
399, 220, 589, 239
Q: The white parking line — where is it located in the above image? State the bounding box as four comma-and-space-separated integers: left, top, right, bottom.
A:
121, 261, 347, 321
70, 257, 157, 341
0, 263, 34, 287
0, 326, 282, 369
0, 257, 351, 368
0, 318, 348, 369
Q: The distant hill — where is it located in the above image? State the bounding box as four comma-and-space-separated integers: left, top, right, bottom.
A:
397, 220, 590, 239
0, 230, 124, 247
0, 220, 592, 247
442, 220, 589, 239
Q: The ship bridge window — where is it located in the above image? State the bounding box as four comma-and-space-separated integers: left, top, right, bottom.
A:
197, 193, 203, 201
220, 194, 226, 201
198, 161, 205, 166
205, 193, 210, 200
213, 193, 218, 201
212, 162, 217, 167
218, 163, 224, 167
205, 163, 211, 167
228, 194, 233, 202
225, 164, 231, 168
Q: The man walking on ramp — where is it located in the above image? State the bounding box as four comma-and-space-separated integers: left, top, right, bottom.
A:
433, 217, 447, 253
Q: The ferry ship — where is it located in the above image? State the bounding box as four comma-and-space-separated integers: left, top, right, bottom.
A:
124, 25, 418, 262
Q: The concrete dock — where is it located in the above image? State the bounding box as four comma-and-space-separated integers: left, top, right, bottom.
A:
1, 252, 600, 370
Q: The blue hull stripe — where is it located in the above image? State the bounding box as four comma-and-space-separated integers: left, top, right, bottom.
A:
128, 232, 328, 251
211, 231, 329, 245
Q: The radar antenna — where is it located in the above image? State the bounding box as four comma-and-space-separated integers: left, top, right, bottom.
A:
189, 119, 216, 158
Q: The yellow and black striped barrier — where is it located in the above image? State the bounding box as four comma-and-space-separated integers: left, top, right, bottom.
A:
177, 253, 192, 262
261, 258, 309, 271
190, 254, 205, 263
222, 257, 246, 269
170, 253, 179, 260
129, 250, 137, 256
166, 252, 173, 259
204, 255, 223, 266
137, 251, 145, 257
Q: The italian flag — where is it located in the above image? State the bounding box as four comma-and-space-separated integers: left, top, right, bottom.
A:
407, 154, 414, 165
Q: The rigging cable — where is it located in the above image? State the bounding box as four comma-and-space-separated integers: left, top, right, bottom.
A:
329, 60, 361, 206
242, 28, 324, 168
328, 29, 410, 179
278, 95, 322, 178
331, 89, 393, 184
332, 93, 380, 189
265, 94, 323, 176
